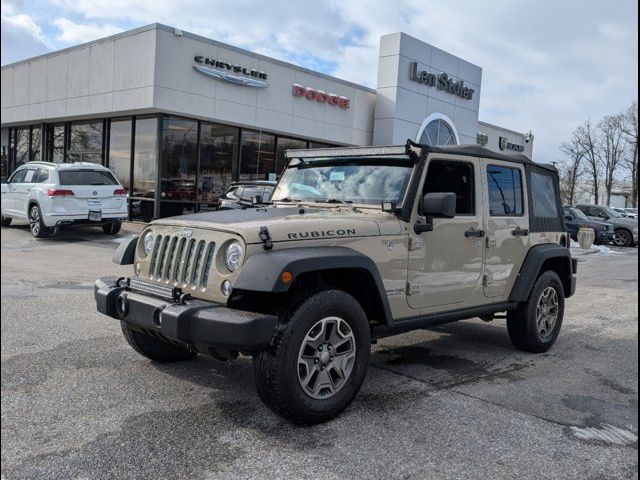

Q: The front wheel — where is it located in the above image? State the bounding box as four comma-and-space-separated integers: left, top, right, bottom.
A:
613, 229, 633, 247
507, 270, 565, 353
253, 290, 371, 425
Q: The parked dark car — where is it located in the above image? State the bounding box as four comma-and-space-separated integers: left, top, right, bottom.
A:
563, 206, 614, 245
576, 204, 639, 247
218, 181, 277, 210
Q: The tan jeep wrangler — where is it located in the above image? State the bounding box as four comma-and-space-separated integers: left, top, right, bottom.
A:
95, 141, 577, 424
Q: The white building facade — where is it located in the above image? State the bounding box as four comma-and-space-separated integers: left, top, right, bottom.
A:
1, 24, 534, 219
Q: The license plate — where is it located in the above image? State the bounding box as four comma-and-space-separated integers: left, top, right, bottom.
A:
89, 211, 102, 222
87, 198, 102, 207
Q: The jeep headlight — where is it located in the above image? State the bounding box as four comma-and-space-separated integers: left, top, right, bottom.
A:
141, 231, 154, 257
225, 241, 243, 272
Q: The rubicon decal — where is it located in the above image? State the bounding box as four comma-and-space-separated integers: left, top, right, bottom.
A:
287, 229, 356, 239
292, 84, 350, 109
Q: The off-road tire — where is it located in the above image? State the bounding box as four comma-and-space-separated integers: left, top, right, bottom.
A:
1, 215, 11, 226
102, 221, 122, 235
507, 270, 565, 353
613, 229, 633, 247
120, 322, 197, 363
29, 204, 54, 238
253, 289, 371, 425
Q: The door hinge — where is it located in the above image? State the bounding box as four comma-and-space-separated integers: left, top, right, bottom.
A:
482, 274, 489, 287
406, 282, 412, 296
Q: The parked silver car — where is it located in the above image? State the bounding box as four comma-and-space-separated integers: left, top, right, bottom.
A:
576, 204, 638, 247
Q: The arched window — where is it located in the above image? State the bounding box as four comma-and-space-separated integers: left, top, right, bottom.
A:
416, 114, 459, 146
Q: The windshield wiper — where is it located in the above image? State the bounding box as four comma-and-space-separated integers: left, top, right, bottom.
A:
325, 198, 360, 213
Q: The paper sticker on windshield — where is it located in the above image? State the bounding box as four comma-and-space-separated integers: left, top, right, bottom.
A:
329, 171, 345, 182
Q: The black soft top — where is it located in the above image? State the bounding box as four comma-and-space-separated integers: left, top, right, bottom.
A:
425, 144, 557, 173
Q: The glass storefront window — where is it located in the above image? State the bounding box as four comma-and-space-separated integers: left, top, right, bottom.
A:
275, 137, 307, 174
239, 130, 275, 181
47, 124, 65, 163
31, 126, 41, 162
132, 117, 158, 199
68, 121, 103, 163
108, 119, 132, 190
15, 127, 29, 167
160, 116, 198, 203
1, 128, 9, 180
199, 122, 237, 210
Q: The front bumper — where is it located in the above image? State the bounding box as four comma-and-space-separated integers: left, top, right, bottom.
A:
595, 230, 614, 243
95, 277, 277, 352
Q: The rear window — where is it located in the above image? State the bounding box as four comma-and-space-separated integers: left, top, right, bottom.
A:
58, 169, 118, 186
486, 165, 524, 216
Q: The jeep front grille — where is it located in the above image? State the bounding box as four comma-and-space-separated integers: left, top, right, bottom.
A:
149, 234, 216, 289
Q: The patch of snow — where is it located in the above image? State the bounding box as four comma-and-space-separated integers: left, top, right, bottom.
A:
570, 424, 637, 445
591, 244, 622, 255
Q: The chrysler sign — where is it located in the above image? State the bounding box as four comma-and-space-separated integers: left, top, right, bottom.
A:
409, 62, 474, 100
292, 84, 350, 109
193, 56, 269, 88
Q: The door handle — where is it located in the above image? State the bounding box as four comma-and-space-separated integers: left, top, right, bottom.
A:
465, 228, 485, 238
512, 227, 529, 237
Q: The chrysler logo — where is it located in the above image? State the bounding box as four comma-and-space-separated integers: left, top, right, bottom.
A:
193, 64, 269, 88
179, 228, 193, 237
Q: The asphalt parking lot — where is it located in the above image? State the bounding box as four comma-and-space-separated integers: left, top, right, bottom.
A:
1, 223, 638, 479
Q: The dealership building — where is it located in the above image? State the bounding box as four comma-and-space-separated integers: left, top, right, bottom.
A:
1, 23, 534, 220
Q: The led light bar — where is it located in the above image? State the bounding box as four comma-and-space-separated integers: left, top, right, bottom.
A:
129, 278, 176, 300
285, 144, 410, 159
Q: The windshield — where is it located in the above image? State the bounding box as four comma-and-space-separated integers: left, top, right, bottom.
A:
601, 206, 623, 218
271, 156, 414, 206
570, 207, 589, 221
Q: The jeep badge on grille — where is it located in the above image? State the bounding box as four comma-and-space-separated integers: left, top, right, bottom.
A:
179, 228, 193, 237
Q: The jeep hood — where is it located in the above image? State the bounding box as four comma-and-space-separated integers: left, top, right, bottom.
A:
151, 206, 402, 244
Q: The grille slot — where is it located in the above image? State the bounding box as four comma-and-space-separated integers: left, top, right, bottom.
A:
146, 232, 215, 290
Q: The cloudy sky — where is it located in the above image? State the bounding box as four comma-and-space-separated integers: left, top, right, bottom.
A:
1, 0, 637, 160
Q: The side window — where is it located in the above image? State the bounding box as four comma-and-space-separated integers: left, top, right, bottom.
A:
529, 170, 560, 220
486, 165, 524, 216
423, 160, 475, 215
35, 168, 50, 183
23, 169, 36, 183
8, 169, 27, 184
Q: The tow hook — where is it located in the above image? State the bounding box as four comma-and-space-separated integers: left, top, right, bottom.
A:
259, 226, 273, 250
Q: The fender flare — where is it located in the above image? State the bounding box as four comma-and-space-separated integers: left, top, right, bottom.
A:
234, 246, 393, 324
509, 243, 575, 302
113, 236, 138, 265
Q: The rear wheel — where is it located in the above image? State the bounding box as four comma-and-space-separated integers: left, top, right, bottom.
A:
121, 322, 197, 363
253, 289, 371, 425
507, 270, 565, 353
102, 221, 122, 235
29, 205, 54, 238
1, 215, 11, 226
613, 229, 633, 247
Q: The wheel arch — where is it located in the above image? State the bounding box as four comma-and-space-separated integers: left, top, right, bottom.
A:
231, 247, 393, 325
509, 244, 575, 302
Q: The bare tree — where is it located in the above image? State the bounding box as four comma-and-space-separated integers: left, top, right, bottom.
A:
560, 129, 586, 205
597, 114, 626, 206
576, 120, 602, 204
620, 101, 638, 207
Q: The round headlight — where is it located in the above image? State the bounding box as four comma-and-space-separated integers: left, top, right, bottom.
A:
225, 241, 243, 272
142, 231, 154, 257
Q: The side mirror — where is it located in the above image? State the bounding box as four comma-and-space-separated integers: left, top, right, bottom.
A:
422, 192, 456, 218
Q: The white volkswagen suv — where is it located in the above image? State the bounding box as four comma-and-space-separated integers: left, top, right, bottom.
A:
1, 162, 129, 238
